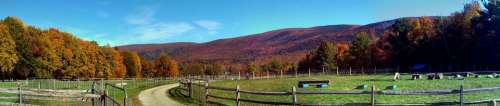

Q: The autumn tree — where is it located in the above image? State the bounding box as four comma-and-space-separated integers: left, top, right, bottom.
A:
298, 51, 314, 72
168, 59, 179, 77
246, 62, 260, 79
141, 58, 156, 78
123, 51, 142, 78
156, 53, 171, 77
112, 48, 127, 78
204, 63, 225, 77
0, 23, 18, 80
335, 43, 350, 67
180, 63, 204, 76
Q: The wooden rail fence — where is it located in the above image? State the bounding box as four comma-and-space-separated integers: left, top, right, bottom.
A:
179, 79, 500, 106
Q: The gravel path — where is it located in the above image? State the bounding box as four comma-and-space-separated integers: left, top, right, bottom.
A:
138, 83, 184, 106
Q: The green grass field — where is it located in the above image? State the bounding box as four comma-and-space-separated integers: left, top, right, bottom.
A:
186, 74, 500, 105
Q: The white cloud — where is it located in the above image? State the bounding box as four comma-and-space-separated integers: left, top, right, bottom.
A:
195, 20, 222, 30
125, 6, 156, 25
122, 6, 223, 44
61, 26, 89, 35
133, 22, 194, 40
195, 20, 222, 35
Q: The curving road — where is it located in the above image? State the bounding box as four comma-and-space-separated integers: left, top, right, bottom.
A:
138, 83, 185, 106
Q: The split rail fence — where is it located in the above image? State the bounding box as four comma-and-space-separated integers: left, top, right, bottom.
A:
179, 78, 500, 106
0, 78, 171, 106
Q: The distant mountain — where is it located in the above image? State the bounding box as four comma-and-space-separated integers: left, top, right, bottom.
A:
117, 18, 405, 64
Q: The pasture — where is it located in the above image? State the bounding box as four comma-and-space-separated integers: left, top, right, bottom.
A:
179, 74, 500, 105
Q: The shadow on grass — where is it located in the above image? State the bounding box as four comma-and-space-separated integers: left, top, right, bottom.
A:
168, 87, 207, 106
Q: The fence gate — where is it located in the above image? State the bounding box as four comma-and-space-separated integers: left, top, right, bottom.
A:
91, 80, 129, 106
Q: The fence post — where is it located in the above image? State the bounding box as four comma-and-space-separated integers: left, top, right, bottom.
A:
236, 85, 240, 106
281, 69, 283, 79
77, 78, 80, 89
336, 67, 339, 75
253, 71, 255, 79
91, 81, 96, 106
292, 86, 297, 106
101, 78, 104, 90
18, 83, 22, 104
104, 84, 107, 106
53, 79, 56, 89
188, 79, 193, 98
460, 85, 464, 106
124, 85, 128, 106
349, 67, 352, 75
491, 99, 497, 106
295, 69, 298, 78
322, 66, 325, 74
308, 68, 311, 77
362, 67, 365, 75
267, 71, 270, 79
371, 85, 375, 106
205, 81, 209, 106
38, 81, 41, 91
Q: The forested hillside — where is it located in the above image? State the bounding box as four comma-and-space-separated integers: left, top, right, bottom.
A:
299, 1, 500, 72
0, 17, 179, 80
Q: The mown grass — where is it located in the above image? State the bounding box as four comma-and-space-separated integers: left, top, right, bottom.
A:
196, 74, 500, 105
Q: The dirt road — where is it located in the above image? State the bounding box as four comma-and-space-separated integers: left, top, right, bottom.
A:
138, 83, 184, 106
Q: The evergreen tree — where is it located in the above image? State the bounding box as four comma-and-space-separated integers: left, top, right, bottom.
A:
312, 40, 337, 71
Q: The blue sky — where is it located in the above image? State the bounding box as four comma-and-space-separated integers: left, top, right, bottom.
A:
0, 0, 471, 46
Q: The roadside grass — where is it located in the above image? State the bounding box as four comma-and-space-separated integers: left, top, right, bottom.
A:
168, 87, 201, 106
190, 74, 500, 105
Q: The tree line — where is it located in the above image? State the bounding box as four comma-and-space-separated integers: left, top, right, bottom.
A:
299, 1, 500, 72
0, 17, 179, 80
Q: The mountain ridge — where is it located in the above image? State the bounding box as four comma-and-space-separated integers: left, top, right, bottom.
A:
117, 17, 435, 64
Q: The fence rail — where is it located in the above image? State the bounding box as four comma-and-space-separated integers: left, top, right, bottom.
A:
179, 78, 500, 106
0, 78, 172, 106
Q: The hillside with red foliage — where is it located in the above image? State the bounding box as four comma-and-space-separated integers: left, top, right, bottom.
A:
118, 18, 399, 64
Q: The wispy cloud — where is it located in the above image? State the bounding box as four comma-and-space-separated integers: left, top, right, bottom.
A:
122, 5, 223, 44
195, 20, 222, 30
61, 26, 89, 36
195, 20, 222, 35
125, 6, 156, 25
132, 22, 194, 40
